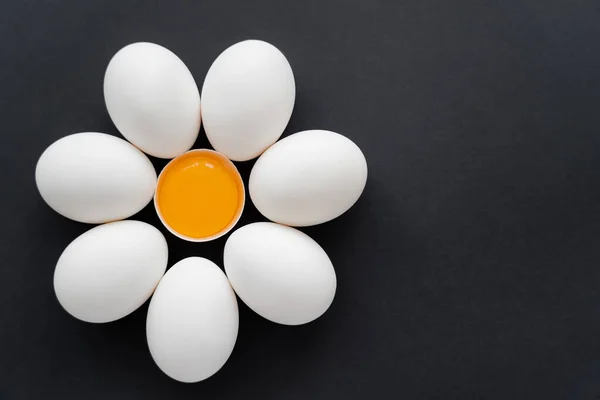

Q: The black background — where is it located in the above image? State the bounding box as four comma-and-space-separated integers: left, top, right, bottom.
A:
2, 0, 600, 399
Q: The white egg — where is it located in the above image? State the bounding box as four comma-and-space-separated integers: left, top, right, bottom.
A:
249, 130, 368, 226
104, 42, 201, 158
146, 257, 238, 383
54, 221, 168, 323
35, 132, 157, 224
201, 40, 295, 161
224, 222, 336, 325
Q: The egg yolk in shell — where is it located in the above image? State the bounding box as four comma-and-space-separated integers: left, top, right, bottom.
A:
155, 150, 244, 240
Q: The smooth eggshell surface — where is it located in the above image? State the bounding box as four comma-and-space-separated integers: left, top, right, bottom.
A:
201, 40, 295, 161
35, 132, 157, 224
146, 257, 239, 383
53, 221, 168, 323
249, 130, 367, 226
104, 42, 201, 158
224, 222, 336, 325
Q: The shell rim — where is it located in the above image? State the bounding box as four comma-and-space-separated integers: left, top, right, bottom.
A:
153, 149, 245, 242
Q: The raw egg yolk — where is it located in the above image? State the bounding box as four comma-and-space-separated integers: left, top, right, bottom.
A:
156, 151, 244, 239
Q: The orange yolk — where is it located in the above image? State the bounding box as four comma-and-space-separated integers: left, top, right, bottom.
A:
156, 151, 244, 240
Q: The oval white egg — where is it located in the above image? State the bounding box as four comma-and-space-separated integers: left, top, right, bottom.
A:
201, 40, 295, 161
104, 42, 201, 158
147, 257, 238, 383
54, 220, 168, 323
224, 222, 336, 325
35, 132, 157, 224
249, 130, 368, 226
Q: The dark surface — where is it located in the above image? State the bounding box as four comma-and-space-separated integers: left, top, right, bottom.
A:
2, 0, 600, 399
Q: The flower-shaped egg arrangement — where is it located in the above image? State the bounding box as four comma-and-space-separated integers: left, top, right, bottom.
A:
35, 40, 368, 383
